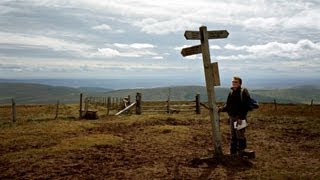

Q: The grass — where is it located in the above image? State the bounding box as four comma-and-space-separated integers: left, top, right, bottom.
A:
0, 103, 319, 179
58, 134, 123, 149
1, 120, 123, 164
3, 133, 123, 161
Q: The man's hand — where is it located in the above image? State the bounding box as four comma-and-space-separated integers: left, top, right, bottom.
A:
216, 106, 222, 113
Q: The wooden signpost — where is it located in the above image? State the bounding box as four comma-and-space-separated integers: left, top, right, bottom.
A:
181, 45, 202, 57
181, 26, 229, 158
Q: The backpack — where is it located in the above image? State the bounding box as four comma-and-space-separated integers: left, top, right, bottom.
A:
240, 88, 259, 111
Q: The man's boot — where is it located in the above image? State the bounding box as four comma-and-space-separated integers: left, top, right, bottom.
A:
238, 139, 247, 156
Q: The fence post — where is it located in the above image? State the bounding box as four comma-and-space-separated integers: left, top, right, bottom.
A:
136, 93, 142, 115
167, 88, 171, 113
196, 94, 201, 114
12, 98, 16, 123
116, 98, 119, 109
94, 97, 98, 109
310, 99, 313, 112
107, 97, 111, 115
84, 97, 89, 114
273, 99, 277, 111
79, 93, 83, 119
127, 95, 131, 105
54, 100, 60, 119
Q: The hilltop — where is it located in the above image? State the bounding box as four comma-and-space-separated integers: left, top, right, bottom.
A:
0, 103, 319, 179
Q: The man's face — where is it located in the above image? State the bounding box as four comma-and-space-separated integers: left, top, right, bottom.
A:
232, 80, 240, 88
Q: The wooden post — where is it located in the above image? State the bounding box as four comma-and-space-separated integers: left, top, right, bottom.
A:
54, 100, 59, 119
167, 88, 171, 113
310, 99, 313, 112
127, 95, 131, 105
107, 97, 111, 115
94, 97, 98, 109
274, 99, 277, 111
116, 98, 119, 109
136, 93, 142, 115
84, 97, 89, 114
196, 94, 201, 114
181, 26, 228, 158
12, 98, 16, 123
79, 93, 83, 118
199, 26, 223, 157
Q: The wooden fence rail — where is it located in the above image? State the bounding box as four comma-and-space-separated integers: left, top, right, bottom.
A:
136, 93, 201, 115
76, 93, 320, 118
79, 94, 128, 118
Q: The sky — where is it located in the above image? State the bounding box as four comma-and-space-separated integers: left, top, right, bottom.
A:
0, 0, 319, 85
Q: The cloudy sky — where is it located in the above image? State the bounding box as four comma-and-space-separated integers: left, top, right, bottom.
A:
0, 0, 319, 84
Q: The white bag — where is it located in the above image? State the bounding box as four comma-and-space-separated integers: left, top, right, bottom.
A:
234, 120, 248, 130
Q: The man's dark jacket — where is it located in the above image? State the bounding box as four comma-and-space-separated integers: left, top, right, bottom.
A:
221, 87, 250, 120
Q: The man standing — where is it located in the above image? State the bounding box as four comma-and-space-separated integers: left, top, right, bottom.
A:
218, 76, 251, 155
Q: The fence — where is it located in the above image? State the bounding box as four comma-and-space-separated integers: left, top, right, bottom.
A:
0, 99, 79, 124
78, 93, 201, 116
0, 94, 317, 123
80, 93, 318, 116
138, 93, 201, 114
79, 93, 131, 118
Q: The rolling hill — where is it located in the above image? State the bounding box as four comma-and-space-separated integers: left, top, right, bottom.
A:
0, 83, 112, 104
102, 86, 319, 104
0, 83, 319, 104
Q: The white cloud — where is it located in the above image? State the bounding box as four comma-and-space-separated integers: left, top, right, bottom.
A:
152, 56, 164, 59
91, 43, 158, 58
224, 44, 249, 51
92, 24, 112, 31
95, 48, 120, 57
0, 58, 188, 75
0, 32, 93, 55
282, 9, 320, 30
216, 54, 255, 61
4, 0, 319, 35
1, 0, 319, 79
0, 31, 159, 59
224, 39, 320, 59
115, 29, 125, 33
133, 17, 199, 35
210, 45, 221, 50
185, 55, 200, 60
174, 45, 194, 50
113, 43, 156, 49
75, 0, 319, 33
243, 17, 280, 30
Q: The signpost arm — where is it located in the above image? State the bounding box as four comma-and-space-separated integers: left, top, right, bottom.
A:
199, 26, 223, 157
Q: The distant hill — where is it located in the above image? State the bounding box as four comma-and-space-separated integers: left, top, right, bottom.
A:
102, 86, 319, 104
0, 83, 318, 104
101, 86, 227, 102
0, 83, 112, 104
251, 86, 320, 104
